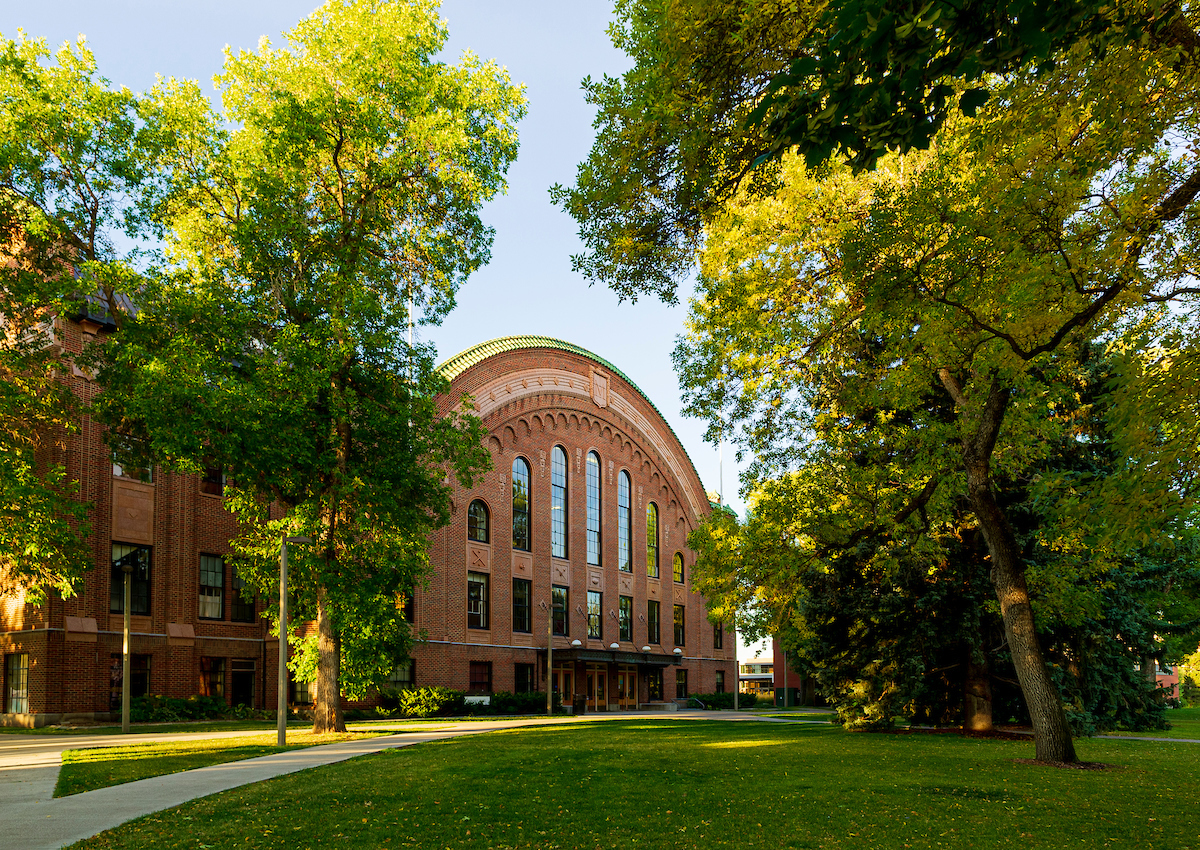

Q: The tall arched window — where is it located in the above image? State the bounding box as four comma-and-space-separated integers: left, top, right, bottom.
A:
467, 500, 489, 543
551, 446, 568, 559
617, 471, 632, 572
586, 451, 601, 565
673, 552, 684, 583
646, 502, 659, 578
512, 457, 531, 551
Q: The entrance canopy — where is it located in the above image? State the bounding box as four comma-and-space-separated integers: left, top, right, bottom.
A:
538, 648, 681, 667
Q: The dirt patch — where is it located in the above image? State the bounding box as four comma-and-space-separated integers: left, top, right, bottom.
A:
873, 726, 1031, 742
1013, 758, 1119, 771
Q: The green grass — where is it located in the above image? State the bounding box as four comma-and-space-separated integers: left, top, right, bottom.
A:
68, 719, 1199, 849
1104, 706, 1200, 740
0, 720, 307, 736
54, 731, 385, 797
755, 712, 840, 721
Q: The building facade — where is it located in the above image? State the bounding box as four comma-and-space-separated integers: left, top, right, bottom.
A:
1, 329, 732, 725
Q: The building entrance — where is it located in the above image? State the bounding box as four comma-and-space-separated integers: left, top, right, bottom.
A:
616, 665, 637, 710
585, 664, 608, 711
552, 665, 573, 708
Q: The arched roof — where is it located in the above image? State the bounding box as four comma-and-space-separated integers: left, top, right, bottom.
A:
439, 335, 708, 519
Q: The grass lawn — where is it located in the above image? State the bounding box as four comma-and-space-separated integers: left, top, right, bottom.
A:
69, 719, 1198, 849
54, 730, 385, 797
0, 720, 305, 736
1105, 706, 1200, 740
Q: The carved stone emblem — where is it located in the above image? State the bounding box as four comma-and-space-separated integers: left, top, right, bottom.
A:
590, 369, 609, 408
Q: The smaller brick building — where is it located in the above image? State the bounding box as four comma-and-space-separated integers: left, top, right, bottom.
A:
1, 329, 733, 725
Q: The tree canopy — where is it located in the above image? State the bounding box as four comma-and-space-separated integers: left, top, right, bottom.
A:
92, 0, 525, 732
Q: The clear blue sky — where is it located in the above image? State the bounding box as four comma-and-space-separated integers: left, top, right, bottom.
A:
4, 1, 754, 568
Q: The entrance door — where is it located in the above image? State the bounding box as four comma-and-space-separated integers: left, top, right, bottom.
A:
553, 665, 573, 708
231, 660, 255, 707
616, 665, 637, 709
586, 664, 607, 711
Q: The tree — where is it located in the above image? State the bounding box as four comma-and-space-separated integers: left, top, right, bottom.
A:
94, 0, 525, 732
0, 31, 169, 600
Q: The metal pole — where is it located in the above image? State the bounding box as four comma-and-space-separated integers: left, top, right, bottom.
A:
546, 597, 554, 716
277, 535, 289, 747
783, 648, 789, 708
732, 616, 739, 711
121, 563, 132, 733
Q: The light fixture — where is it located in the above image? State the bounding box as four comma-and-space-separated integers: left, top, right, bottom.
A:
571, 639, 582, 647
642, 646, 651, 652
609, 643, 619, 650
673, 648, 683, 655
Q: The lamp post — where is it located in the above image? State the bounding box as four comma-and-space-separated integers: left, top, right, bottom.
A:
121, 561, 133, 734
732, 615, 739, 712
546, 596, 554, 717
278, 534, 311, 747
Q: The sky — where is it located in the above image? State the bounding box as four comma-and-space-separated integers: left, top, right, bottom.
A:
3, 1, 764, 654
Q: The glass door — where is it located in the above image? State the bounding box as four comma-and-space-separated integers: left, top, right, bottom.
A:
586, 664, 608, 711
616, 665, 637, 710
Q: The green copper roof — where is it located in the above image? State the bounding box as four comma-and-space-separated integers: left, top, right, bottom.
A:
438, 335, 703, 501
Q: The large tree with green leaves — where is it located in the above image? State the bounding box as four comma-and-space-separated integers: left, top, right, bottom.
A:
0, 32, 171, 600
94, 0, 524, 732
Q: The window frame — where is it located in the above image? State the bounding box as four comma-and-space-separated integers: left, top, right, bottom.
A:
200, 656, 225, 699
550, 446, 568, 558
647, 668, 663, 701
586, 451, 602, 565
200, 463, 225, 496
715, 670, 726, 694
617, 470, 632, 572
552, 584, 569, 636
111, 543, 152, 616
4, 653, 29, 714
514, 663, 536, 693
618, 595, 633, 642
676, 668, 688, 699
674, 604, 686, 646
230, 564, 256, 623
587, 589, 602, 640
713, 620, 723, 650
647, 599, 661, 645
467, 499, 490, 543
646, 502, 659, 578
512, 577, 532, 633
673, 552, 684, 584
469, 661, 493, 695
198, 553, 224, 620
467, 571, 490, 630
512, 457, 531, 551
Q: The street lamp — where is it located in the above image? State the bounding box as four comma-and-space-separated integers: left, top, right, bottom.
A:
278, 534, 311, 747
120, 560, 133, 734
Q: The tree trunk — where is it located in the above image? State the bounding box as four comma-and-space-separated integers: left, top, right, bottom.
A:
943, 371, 1077, 763
963, 652, 993, 733
313, 585, 345, 733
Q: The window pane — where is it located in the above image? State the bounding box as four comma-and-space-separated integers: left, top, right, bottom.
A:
513, 578, 532, 633
552, 585, 568, 636
646, 503, 659, 578
469, 661, 492, 694
468, 500, 489, 543
514, 663, 536, 693
5, 654, 29, 714
647, 668, 663, 701
674, 604, 686, 646
713, 621, 723, 650
512, 458, 531, 551
617, 471, 631, 572
199, 657, 225, 698
388, 660, 415, 690
587, 590, 602, 640
673, 552, 684, 583
551, 447, 568, 558
586, 452, 601, 565
647, 600, 660, 644
467, 572, 489, 629
619, 595, 632, 642
230, 565, 256, 622
111, 544, 151, 615
199, 554, 224, 619
676, 669, 688, 699
201, 464, 225, 496
715, 670, 726, 693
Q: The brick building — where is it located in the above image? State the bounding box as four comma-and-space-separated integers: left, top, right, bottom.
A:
2, 329, 732, 725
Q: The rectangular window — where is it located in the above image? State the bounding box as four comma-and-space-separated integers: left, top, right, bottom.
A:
201, 463, 225, 496
715, 670, 726, 694
713, 620, 723, 650
388, 659, 415, 690
586, 452, 601, 565
618, 595, 633, 642
512, 578, 532, 633
552, 585, 569, 636
230, 565, 256, 622
4, 653, 29, 714
112, 438, 153, 483
647, 600, 660, 644
289, 674, 312, 705
676, 669, 688, 699
647, 668, 663, 701
514, 663, 536, 694
199, 656, 225, 699
673, 553, 684, 583
109, 654, 151, 710
199, 554, 224, 620
469, 661, 493, 694
617, 472, 631, 572
550, 447, 568, 558
467, 571, 489, 629
111, 543, 151, 615
674, 604, 686, 646
587, 590, 602, 640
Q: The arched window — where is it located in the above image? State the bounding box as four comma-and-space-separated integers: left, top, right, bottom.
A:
673, 552, 684, 583
551, 446, 568, 558
512, 457, 531, 551
617, 471, 631, 572
586, 451, 601, 565
467, 500, 489, 543
646, 502, 659, 578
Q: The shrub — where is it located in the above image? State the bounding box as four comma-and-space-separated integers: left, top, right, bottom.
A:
128, 694, 228, 722
490, 691, 556, 715
398, 686, 466, 718
690, 692, 756, 710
